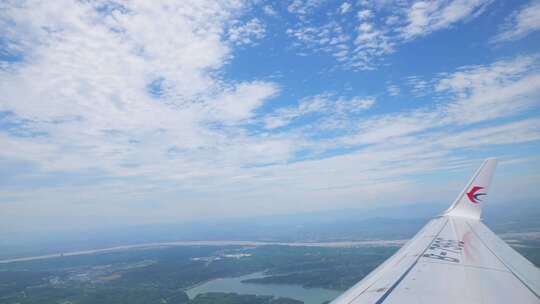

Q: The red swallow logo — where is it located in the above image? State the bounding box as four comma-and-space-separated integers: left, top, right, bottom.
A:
467, 186, 486, 204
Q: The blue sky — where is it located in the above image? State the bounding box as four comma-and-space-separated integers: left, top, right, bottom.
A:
1, 0, 540, 236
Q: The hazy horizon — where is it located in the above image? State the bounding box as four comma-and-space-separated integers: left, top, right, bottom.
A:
2, 199, 539, 260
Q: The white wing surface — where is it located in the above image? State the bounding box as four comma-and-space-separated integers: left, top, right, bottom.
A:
331, 158, 540, 304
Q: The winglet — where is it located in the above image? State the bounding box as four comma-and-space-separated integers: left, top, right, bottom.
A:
443, 158, 497, 220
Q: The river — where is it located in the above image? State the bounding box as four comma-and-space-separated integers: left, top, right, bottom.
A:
186, 272, 343, 304
0, 240, 405, 264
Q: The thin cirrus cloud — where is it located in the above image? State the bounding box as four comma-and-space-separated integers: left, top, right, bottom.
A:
492, 0, 540, 42
399, 0, 493, 40
344, 55, 540, 145
262, 94, 375, 129
0, 0, 539, 234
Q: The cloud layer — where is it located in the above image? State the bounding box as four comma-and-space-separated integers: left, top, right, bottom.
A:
0, 0, 539, 234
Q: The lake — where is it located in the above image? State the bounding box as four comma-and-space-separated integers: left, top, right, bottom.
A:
186, 272, 343, 304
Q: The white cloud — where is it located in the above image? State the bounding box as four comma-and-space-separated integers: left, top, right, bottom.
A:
400, 0, 492, 40
286, 22, 351, 61
263, 94, 375, 129
436, 118, 540, 148
286, 5, 392, 69
385, 15, 400, 25
340, 2, 352, 14
351, 22, 393, 69
345, 109, 442, 145
436, 55, 540, 123
227, 18, 266, 45
344, 55, 540, 145
209, 82, 279, 123
286, 0, 493, 70
406, 76, 431, 96
263, 5, 278, 16
387, 84, 401, 96
1, 1, 540, 234
287, 0, 326, 16
357, 9, 372, 20
492, 0, 540, 42
0, 0, 284, 178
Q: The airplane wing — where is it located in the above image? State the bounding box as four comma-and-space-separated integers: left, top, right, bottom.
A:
331, 158, 540, 304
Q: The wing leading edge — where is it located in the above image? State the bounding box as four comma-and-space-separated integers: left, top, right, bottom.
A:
331, 158, 540, 304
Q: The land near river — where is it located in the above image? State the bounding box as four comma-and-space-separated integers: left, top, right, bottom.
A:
1, 236, 538, 304
0, 240, 406, 264
0, 244, 398, 304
